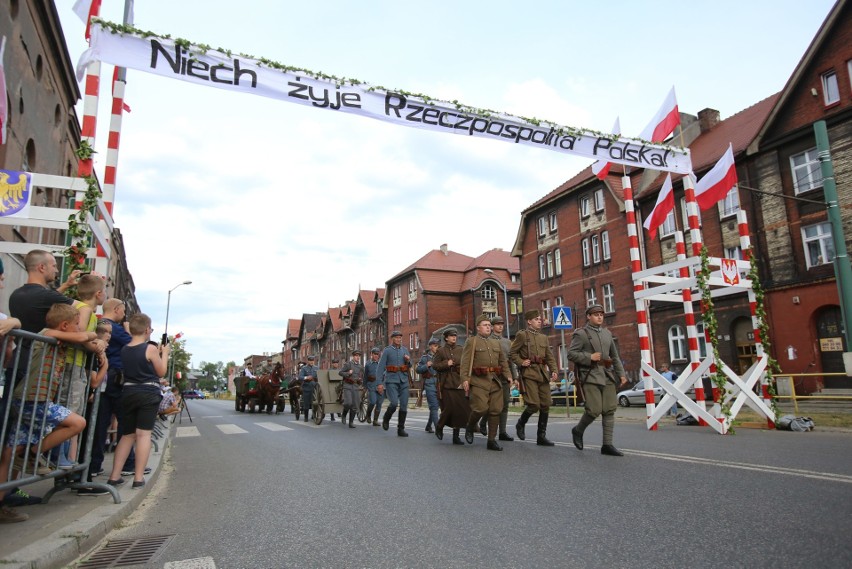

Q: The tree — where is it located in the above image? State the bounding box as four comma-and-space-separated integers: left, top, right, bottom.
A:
199, 360, 226, 392
169, 337, 192, 390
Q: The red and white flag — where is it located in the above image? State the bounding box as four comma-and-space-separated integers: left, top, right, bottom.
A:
591, 117, 621, 180
643, 173, 675, 239
174, 332, 184, 340
639, 86, 680, 143
72, 0, 102, 40
695, 144, 738, 210
0, 37, 7, 145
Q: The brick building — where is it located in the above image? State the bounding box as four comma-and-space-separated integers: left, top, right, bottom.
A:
747, 0, 852, 389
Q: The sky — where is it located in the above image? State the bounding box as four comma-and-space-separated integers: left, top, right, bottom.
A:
55, 0, 837, 367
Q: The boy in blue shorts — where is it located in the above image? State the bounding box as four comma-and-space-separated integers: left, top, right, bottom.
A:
0, 304, 96, 523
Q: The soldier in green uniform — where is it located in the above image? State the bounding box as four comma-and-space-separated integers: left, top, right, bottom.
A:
433, 328, 467, 445
510, 309, 558, 446
461, 314, 509, 451
478, 316, 517, 441
567, 304, 628, 456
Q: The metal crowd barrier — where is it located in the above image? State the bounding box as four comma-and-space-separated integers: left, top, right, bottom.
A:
0, 330, 120, 504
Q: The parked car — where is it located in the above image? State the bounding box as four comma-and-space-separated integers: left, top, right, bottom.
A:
550, 383, 582, 406
617, 382, 697, 407
182, 390, 205, 400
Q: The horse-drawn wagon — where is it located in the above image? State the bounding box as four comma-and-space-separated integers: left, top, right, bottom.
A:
308, 369, 368, 425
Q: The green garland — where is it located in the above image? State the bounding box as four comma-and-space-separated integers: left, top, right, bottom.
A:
65, 141, 103, 278
746, 248, 781, 420
697, 246, 733, 428
90, 18, 680, 149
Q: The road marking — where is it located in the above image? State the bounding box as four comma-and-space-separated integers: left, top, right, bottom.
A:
519, 439, 852, 485
199, 415, 224, 418
165, 557, 217, 569
289, 421, 325, 428
256, 422, 293, 431
216, 424, 248, 434
176, 427, 200, 438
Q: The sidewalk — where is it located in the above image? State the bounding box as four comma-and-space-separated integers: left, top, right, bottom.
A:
0, 419, 173, 569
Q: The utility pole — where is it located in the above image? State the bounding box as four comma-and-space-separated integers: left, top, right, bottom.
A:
814, 121, 852, 357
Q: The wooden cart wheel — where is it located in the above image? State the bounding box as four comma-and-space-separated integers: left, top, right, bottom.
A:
357, 391, 368, 422
313, 388, 325, 425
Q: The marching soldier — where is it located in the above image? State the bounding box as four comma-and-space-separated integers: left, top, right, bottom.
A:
432, 328, 468, 445
567, 304, 628, 456
478, 316, 517, 442
510, 309, 558, 446
416, 337, 441, 433
364, 347, 384, 426
461, 314, 509, 450
339, 350, 365, 428
376, 331, 412, 437
299, 355, 319, 422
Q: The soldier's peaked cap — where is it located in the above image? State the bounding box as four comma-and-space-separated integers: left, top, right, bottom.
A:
443, 328, 458, 337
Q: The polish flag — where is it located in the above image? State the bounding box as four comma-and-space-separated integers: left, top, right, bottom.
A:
695, 144, 738, 210
174, 332, 184, 340
591, 117, 621, 180
72, 0, 102, 40
639, 87, 680, 143
0, 37, 7, 145
643, 174, 674, 239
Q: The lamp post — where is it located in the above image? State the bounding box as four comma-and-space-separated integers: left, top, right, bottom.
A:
484, 269, 510, 339
164, 280, 192, 340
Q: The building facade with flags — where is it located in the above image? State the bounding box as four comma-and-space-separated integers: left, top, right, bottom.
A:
0, 1, 138, 312
512, 0, 852, 391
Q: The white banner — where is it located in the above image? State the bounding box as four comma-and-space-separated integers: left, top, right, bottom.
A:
77, 21, 692, 174
0, 169, 33, 218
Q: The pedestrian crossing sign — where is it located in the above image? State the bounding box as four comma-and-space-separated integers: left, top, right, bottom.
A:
552, 306, 572, 330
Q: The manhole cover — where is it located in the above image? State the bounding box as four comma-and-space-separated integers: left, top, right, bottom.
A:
78, 534, 176, 568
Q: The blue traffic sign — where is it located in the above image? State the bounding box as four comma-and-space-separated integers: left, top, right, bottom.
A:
552, 306, 573, 330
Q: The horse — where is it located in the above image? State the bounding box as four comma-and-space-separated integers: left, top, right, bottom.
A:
256, 364, 284, 414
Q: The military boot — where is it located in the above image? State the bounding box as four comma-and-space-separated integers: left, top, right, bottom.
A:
536, 412, 555, 446
366, 404, 374, 424
397, 410, 409, 437
478, 416, 488, 436
348, 410, 356, 429
516, 410, 533, 440
452, 428, 464, 445
372, 406, 381, 426
382, 408, 393, 431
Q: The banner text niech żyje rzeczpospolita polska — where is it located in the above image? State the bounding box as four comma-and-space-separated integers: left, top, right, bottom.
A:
76, 20, 692, 174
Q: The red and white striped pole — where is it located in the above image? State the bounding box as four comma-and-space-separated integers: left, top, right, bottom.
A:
674, 231, 707, 422
623, 176, 657, 430
738, 209, 774, 428
102, 67, 126, 216
683, 177, 710, 424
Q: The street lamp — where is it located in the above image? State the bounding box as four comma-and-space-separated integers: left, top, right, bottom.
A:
164, 280, 192, 339
484, 269, 510, 339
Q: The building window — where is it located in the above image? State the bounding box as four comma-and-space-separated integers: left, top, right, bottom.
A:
393, 307, 402, 325
546, 252, 554, 277
696, 322, 708, 359
719, 186, 740, 218
482, 284, 496, 300
408, 302, 418, 320
668, 325, 687, 361
790, 148, 822, 194
555, 295, 563, 307
510, 273, 520, 283
549, 211, 558, 232
582, 238, 590, 267
554, 249, 562, 275
539, 255, 546, 280
601, 231, 611, 261
822, 70, 840, 106
580, 195, 590, 218
725, 246, 743, 260
591, 234, 600, 264
511, 298, 523, 314
681, 197, 701, 229
409, 333, 420, 350
594, 188, 605, 212
602, 284, 615, 313
541, 299, 551, 324
659, 208, 676, 238
802, 222, 835, 268
585, 288, 597, 308
537, 216, 547, 237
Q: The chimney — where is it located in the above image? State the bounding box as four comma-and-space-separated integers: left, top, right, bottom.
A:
440, 243, 448, 255
698, 108, 721, 133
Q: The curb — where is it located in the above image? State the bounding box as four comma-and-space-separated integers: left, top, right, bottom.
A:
2, 421, 173, 569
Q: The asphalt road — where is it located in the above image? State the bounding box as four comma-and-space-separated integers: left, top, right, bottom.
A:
78, 399, 852, 569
